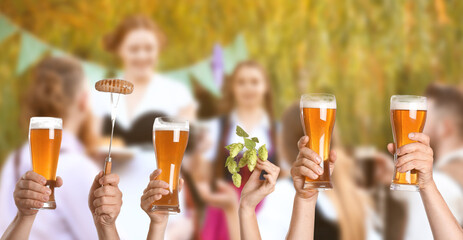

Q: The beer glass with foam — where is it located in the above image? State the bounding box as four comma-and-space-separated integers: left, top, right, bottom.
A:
300, 94, 336, 190
390, 95, 427, 191
29, 117, 62, 209
152, 117, 189, 213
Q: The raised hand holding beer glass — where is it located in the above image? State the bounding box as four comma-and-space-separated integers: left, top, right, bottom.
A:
390, 95, 427, 191
1, 171, 63, 240
300, 93, 336, 189
151, 117, 189, 213
287, 136, 337, 240
141, 169, 185, 240
29, 117, 62, 209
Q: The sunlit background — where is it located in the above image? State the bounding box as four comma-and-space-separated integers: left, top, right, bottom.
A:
2, 1, 463, 240
1, 0, 463, 162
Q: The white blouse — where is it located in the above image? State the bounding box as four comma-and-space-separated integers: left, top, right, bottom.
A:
91, 74, 195, 129
202, 110, 274, 162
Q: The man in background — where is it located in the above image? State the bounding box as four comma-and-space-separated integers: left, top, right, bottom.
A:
398, 83, 463, 240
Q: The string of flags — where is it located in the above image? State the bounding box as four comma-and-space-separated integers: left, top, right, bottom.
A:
0, 13, 248, 96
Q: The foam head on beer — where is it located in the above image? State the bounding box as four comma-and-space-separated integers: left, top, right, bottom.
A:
390, 95, 427, 112
29, 117, 63, 209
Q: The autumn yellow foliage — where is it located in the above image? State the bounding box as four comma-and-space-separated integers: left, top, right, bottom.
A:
1, 0, 462, 164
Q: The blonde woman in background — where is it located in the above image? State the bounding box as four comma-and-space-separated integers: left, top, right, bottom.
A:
257, 103, 380, 240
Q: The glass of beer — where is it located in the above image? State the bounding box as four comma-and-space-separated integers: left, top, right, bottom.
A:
152, 117, 189, 213
300, 93, 336, 190
29, 117, 63, 209
390, 95, 427, 191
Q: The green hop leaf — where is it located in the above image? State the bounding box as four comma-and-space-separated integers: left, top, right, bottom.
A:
244, 138, 256, 150
251, 137, 259, 143
258, 144, 268, 161
225, 156, 234, 167
227, 160, 238, 174
225, 143, 244, 158
232, 173, 242, 187
238, 157, 248, 168
246, 149, 258, 172
236, 126, 249, 138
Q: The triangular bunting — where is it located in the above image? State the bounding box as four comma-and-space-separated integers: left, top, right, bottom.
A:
16, 32, 49, 75
163, 69, 192, 90
82, 62, 107, 85
51, 48, 67, 57
223, 34, 248, 74
233, 34, 248, 62
190, 59, 221, 96
0, 15, 17, 44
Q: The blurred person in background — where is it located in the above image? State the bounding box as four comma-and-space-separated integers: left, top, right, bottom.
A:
257, 102, 380, 240
197, 60, 278, 240
94, 14, 196, 146
391, 83, 463, 240
92, 15, 197, 239
0, 57, 104, 239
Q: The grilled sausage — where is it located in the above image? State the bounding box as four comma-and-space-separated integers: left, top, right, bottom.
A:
95, 79, 134, 94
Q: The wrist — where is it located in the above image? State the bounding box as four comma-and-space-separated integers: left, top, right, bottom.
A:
419, 178, 437, 192
295, 191, 319, 202
149, 219, 168, 235
238, 204, 255, 218
239, 199, 256, 213
96, 223, 118, 239
17, 212, 36, 221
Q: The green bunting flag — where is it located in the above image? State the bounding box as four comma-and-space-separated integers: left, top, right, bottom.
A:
190, 59, 221, 96
0, 15, 17, 44
1, 13, 248, 98
223, 34, 248, 74
51, 48, 67, 57
82, 62, 107, 84
233, 34, 248, 62
16, 32, 49, 75
164, 69, 192, 89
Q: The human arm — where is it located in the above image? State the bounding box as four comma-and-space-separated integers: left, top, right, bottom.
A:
1, 171, 63, 240
286, 136, 337, 240
88, 172, 123, 240
388, 132, 463, 240
141, 169, 185, 240
239, 159, 280, 240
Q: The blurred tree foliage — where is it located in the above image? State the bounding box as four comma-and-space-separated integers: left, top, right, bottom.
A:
1, 0, 462, 164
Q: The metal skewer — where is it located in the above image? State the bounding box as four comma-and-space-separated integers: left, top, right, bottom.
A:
104, 92, 121, 175
94, 78, 133, 177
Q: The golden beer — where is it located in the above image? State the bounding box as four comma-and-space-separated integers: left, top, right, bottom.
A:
29, 117, 62, 209
152, 118, 189, 213
390, 95, 427, 191
300, 94, 336, 190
